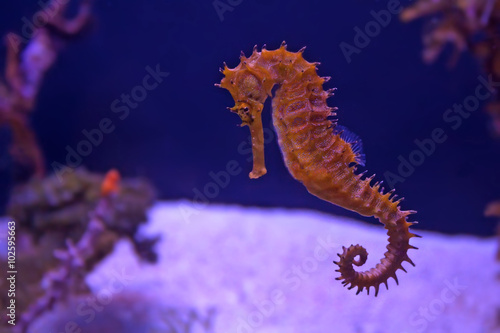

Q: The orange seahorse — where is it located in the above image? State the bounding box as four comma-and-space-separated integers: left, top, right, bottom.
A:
216, 42, 420, 296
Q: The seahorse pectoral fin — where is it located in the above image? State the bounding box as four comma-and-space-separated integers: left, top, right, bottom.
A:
230, 101, 267, 179
334, 125, 366, 166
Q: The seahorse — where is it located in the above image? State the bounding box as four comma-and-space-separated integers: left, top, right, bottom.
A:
216, 42, 420, 296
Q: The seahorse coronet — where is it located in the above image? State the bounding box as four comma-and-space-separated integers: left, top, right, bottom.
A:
218, 44, 420, 296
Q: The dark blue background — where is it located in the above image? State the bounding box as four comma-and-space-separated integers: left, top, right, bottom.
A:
1, 0, 499, 236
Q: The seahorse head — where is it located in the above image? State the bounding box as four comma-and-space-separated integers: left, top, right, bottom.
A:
219, 67, 267, 126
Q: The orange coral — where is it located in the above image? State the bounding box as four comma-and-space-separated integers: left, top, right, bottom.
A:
0, 0, 92, 179
401, 0, 500, 133
218, 43, 420, 295
485, 200, 500, 260
100, 169, 121, 196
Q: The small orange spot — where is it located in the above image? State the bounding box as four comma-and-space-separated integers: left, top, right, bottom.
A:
101, 169, 121, 196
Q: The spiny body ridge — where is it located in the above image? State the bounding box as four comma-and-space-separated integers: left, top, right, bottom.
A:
218, 42, 420, 296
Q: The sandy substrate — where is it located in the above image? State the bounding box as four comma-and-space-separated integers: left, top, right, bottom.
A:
29, 201, 500, 333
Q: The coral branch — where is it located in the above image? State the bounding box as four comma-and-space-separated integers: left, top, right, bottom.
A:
15, 169, 120, 333
401, 0, 500, 132
485, 200, 500, 261
0, 0, 93, 180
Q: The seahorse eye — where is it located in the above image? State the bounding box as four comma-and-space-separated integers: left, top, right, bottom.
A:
238, 103, 251, 114
229, 102, 254, 125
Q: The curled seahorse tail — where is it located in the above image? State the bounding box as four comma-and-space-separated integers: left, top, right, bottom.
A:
334, 202, 420, 296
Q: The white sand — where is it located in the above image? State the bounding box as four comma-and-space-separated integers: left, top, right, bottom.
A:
29, 201, 500, 333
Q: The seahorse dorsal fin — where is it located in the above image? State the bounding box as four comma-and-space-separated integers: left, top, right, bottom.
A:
334, 125, 366, 166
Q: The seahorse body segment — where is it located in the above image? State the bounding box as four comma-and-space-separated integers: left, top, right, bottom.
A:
217, 42, 420, 296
